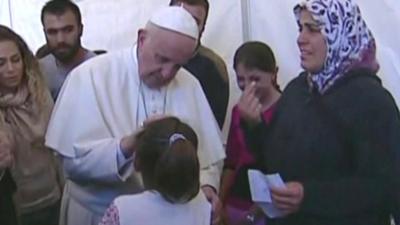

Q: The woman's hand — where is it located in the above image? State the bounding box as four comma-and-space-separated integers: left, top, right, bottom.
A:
270, 182, 304, 216
238, 82, 262, 127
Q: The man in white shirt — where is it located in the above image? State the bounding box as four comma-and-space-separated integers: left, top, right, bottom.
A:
45, 6, 225, 225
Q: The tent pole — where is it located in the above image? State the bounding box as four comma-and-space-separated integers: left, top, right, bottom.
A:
8, 0, 13, 28
240, 0, 251, 42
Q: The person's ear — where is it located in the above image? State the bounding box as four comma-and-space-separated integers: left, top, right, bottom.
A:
137, 29, 147, 48
78, 24, 83, 37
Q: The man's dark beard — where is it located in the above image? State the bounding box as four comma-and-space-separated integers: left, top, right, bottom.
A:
51, 41, 80, 64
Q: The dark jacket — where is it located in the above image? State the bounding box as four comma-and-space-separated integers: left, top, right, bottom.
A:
184, 45, 229, 129
0, 170, 18, 225
245, 69, 400, 225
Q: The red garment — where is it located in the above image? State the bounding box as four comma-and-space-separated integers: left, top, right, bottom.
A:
225, 104, 276, 170
224, 103, 277, 209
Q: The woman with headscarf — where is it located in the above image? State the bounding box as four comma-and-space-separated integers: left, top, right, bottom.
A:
240, 0, 400, 224
0, 25, 61, 225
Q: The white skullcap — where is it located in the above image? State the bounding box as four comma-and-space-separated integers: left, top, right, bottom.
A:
149, 6, 199, 39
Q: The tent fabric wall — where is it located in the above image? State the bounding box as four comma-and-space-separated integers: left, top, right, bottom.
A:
0, 0, 244, 56
1, 0, 47, 51
1, 0, 400, 137
0, 0, 11, 27
247, 0, 300, 87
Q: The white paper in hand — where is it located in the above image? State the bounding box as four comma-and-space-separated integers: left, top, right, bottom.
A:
248, 169, 272, 202
248, 169, 286, 218
265, 173, 286, 189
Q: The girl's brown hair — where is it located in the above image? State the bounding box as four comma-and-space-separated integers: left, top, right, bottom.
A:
134, 117, 200, 203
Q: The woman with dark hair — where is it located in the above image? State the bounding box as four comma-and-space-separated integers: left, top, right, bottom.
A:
0, 25, 61, 225
99, 117, 211, 225
241, 0, 400, 225
220, 41, 281, 225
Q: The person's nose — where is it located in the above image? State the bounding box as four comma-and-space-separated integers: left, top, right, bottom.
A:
297, 29, 309, 46
56, 32, 66, 44
6, 60, 15, 73
161, 63, 178, 79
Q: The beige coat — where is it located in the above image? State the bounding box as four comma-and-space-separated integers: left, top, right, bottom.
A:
0, 85, 61, 214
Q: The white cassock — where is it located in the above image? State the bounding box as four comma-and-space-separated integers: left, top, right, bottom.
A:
45, 45, 226, 225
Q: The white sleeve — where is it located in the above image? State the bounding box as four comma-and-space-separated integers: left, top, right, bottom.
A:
200, 159, 224, 191
62, 138, 134, 184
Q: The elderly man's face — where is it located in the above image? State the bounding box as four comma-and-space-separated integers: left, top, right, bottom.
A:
137, 27, 197, 89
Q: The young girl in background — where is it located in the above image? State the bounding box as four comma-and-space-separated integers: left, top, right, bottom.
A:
220, 41, 281, 225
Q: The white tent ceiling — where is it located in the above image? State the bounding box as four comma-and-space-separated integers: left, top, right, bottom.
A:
1, 0, 400, 138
